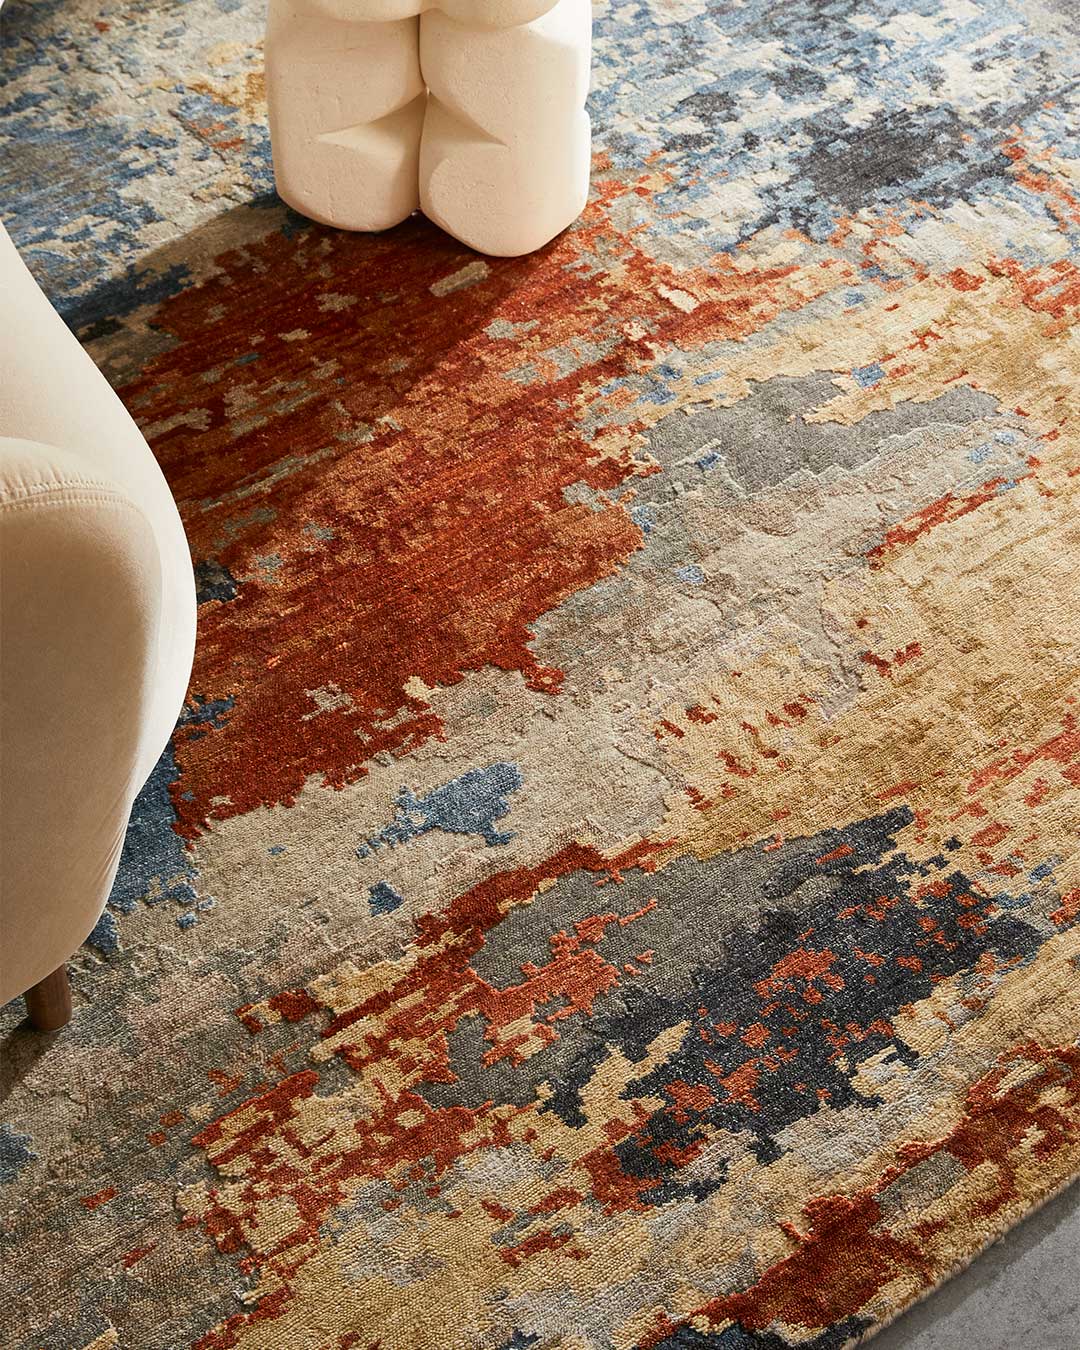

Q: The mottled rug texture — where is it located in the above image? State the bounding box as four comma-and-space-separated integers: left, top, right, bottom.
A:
3, 1, 1080, 1347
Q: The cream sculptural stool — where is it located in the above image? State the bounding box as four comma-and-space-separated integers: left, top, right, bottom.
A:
0, 223, 197, 1029
266, 0, 592, 256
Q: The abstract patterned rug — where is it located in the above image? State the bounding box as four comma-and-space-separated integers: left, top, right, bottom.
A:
3, 1, 1079, 1347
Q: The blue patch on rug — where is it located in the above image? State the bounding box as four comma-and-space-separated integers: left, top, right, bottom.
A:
368, 881, 405, 916
87, 696, 233, 953
0, 1124, 36, 1184
357, 763, 524, 857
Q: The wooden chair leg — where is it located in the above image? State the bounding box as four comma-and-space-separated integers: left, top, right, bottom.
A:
24, 963, 72, 1031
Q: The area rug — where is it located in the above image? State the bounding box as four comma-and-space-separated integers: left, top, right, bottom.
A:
2, 1, 1079, 1347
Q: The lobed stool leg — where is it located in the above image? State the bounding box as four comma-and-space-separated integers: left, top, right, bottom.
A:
25, 963, 72, 1031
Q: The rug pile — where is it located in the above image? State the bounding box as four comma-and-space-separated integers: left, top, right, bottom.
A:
2, 1, 1078, 1347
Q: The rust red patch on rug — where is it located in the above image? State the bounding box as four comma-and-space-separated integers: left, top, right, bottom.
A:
121, 181, 832, 837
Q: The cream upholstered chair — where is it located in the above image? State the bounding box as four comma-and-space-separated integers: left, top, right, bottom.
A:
0, 222, 197, 1029
266, 0, 592, 256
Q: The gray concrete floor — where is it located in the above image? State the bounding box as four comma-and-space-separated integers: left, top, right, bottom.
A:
871, 1180, 1079, 1348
